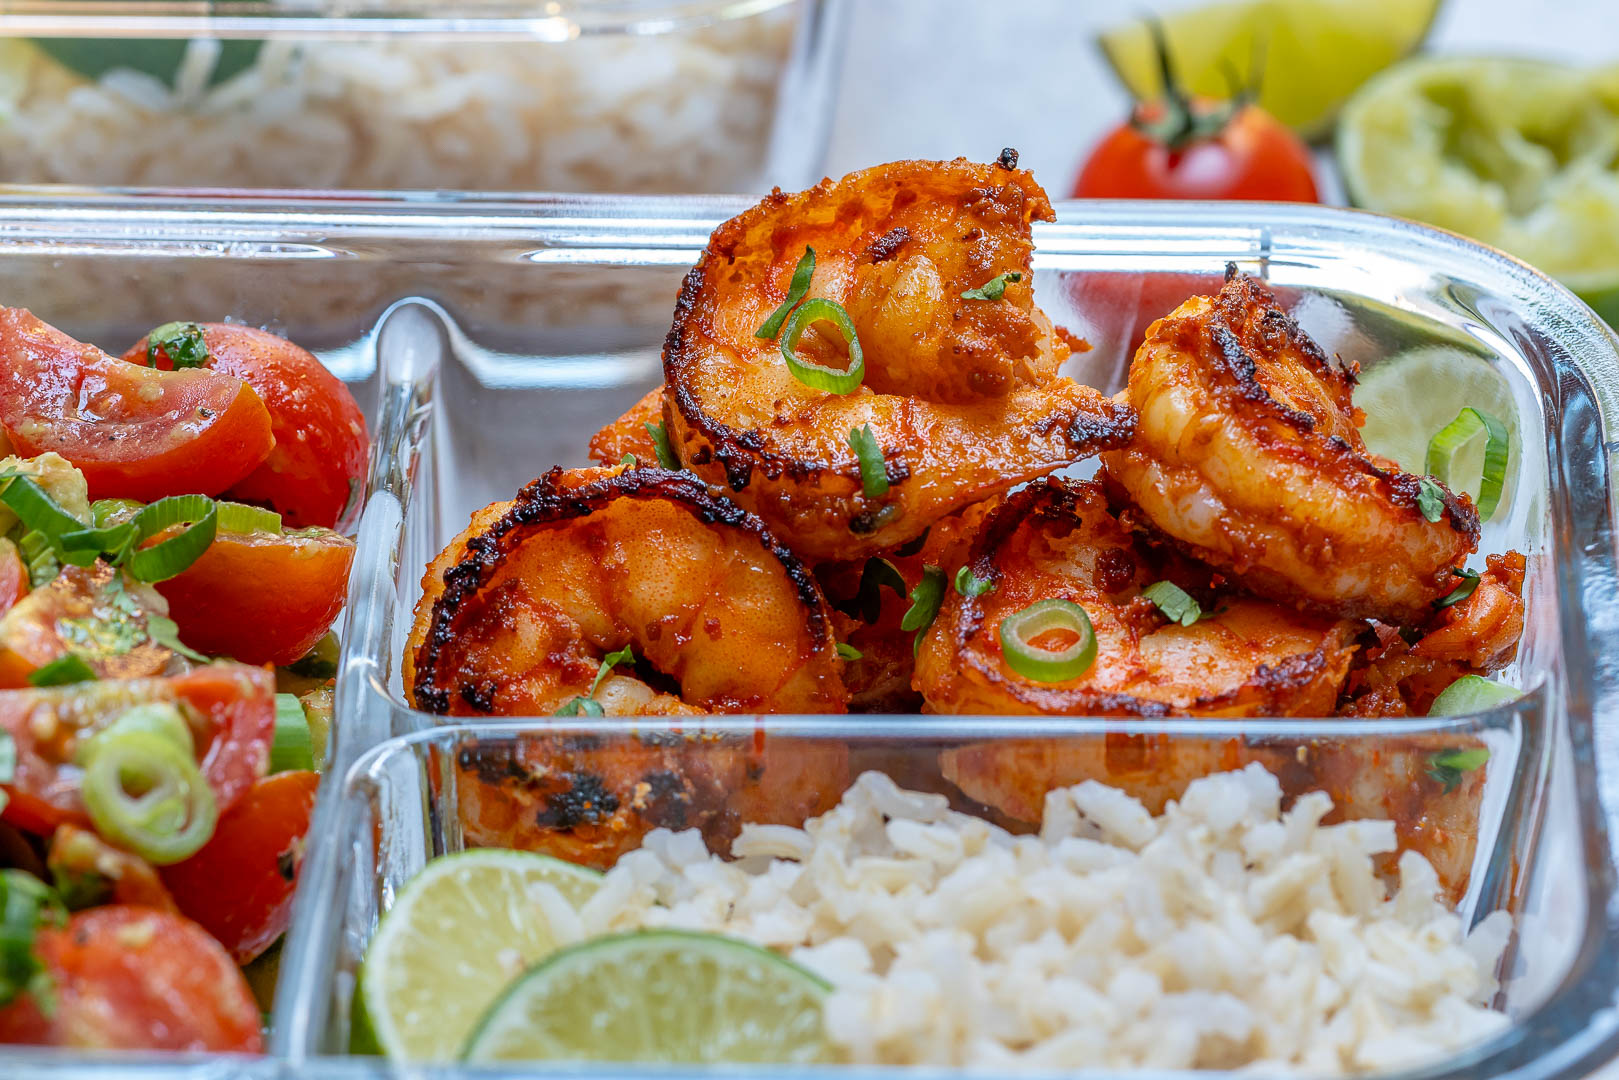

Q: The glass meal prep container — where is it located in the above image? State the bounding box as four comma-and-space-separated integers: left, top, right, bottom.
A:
0, 0, 847, 194
2, 191, 1618, 1079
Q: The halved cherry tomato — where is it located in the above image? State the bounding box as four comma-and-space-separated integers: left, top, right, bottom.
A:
0, 906, 263, 1052
0, 563, 172, 689
48, 823, 179, 912
150, 526, 355, 666
160, 770, 318, 963
0, 308, 274, 501
0, 664, 274, 835
0, 538, 25, 617
126, 323, 369, 530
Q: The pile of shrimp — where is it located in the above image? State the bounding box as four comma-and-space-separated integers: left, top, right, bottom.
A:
404, 156, 1526, 897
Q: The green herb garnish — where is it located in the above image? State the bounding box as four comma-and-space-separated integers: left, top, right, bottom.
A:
144, 322, 209, 369
953, 566, 994, 599
1416, 477, 1447, 523
1434, 567, 1482, 610
26, 654, 97, 688
1143, 581, 1203, 626
960, 271, 1022, 301
643, 422, 681, 471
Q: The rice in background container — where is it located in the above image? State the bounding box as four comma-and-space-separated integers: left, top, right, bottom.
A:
0, 0, 830, 193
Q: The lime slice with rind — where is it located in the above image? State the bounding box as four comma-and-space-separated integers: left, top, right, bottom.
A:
1356, 345, 1519, 521
1339, 56, 1619, 324
1429, 675, 1519, 716
1098, 0, 1441, 139
356, 849, 602, 1063
462, 929, 835, 1065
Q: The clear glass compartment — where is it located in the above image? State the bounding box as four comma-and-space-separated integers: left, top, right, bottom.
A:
0, 0, 846, 194
4, 194, 1619, 1079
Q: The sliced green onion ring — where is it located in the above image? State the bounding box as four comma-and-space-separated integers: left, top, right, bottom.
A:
1425, 407, 1510, 522
216, 501, 283, 535
97, 703, 194, 758
755, 247, 816, 340
90, 498, 144, 528
126, 495, 217, 583
835, 642, 863, 661
80, 730, 216, 865
999, 599, 1098, 683
0, 477, 81, 543
847, 424, 889, 498
270, 694, 314, 773
781, 298, 865, 395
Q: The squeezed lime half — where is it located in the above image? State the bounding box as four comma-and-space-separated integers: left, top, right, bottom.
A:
1339, 56, 1619, 325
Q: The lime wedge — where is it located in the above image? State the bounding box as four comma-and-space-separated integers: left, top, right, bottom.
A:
461, 930, 835, 1065
356, 850, 602, 1063
1355, 345, 1519, 517
1098, 0, 1440, 139
1429, 675, 1519, 716
1339, 57, 1619, 324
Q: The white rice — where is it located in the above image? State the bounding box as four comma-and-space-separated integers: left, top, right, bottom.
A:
555, 764, 1512, 1074
0, 5, 793, 192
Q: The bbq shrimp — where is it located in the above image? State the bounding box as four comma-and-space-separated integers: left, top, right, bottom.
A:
405, 465, 847, 717
1100, 267, 1480, 624
660, 155, 1134, 562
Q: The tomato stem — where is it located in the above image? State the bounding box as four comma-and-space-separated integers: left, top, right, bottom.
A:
1130, 19, 1254, 152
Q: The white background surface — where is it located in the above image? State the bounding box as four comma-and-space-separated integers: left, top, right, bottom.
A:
827, 0, 1619, 195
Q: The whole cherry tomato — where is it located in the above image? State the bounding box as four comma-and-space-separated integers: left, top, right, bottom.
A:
0, 905, 263, 1052
148, 525, 355, 666
126, 323, 369, 530
160, 770, 319, 963
1073, 29, 1317, 203
0, 308, 274, 502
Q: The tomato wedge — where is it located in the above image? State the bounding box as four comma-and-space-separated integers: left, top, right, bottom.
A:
0, 563, 172, 689
126, 323, 369, 529
160, 769, 318, 963
0, 308, 274, 501
152, 526, 355, 666
0, 906, 264, 1052
0, 538, 25, 617
0, 664, 274, 835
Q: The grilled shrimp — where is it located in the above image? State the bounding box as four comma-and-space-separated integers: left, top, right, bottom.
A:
914, 478, 1359, 717
663, 156, 1135, 562
455, 731, 848, 870
405, 466, 847, 716
1100, 267, 1480, 624
587, 387, 667, 467
1340, 552, 1526, 717
939, 732, 1485, 904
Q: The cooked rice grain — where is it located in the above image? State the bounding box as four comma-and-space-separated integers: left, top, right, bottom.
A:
562, 764, 1511, 1074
